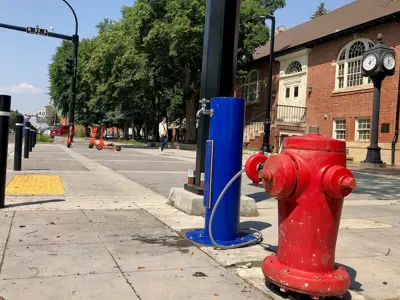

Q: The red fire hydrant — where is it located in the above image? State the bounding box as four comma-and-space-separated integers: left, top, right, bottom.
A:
245, 134, 356, 298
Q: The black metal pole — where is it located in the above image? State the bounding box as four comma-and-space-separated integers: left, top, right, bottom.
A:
0, 95, 11, 209
184, 0, 240, 195
67, 34, 79, 145
0, 22, 72, 40
63, 0, 79, 147
33, 128, 37, 147
365, 77, 383, 164
14, 114, 24, 171
262, 15, 276, 154
29, 128, 34, 152
24, 122, 30, 159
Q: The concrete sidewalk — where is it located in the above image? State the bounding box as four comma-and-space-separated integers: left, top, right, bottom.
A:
1, 141, 400, 300
0, 143, 267, 300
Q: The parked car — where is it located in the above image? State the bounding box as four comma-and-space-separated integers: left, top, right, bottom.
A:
50, 125, 69, 137
85, 127, 91, 138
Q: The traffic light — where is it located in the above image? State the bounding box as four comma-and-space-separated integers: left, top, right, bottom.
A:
65, 58, 74, 76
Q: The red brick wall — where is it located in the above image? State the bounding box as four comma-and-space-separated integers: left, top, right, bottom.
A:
239, 60, 281, 121
307, 21, 400, 143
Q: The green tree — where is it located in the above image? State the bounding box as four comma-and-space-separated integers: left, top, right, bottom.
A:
48, 0, 286, 142
311, 2, 329, 19
48, 38, 96, 124
121, 0, 286, 142
9, 111, 17, 131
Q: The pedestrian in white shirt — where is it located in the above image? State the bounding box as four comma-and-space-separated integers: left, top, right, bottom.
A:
159, 116, 168, 154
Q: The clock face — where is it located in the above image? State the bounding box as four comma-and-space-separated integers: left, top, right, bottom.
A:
383, 53, 395, 71
363, 54, 378, 71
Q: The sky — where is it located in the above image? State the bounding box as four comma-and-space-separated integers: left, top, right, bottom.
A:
0, 0, 355, 115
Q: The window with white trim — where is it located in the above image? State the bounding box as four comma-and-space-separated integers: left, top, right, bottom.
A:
286, 61, 302, 75
243, 70, 261, 104
333, 119, 346, 140
355, 118, 371, 142
336, 39, 374, 90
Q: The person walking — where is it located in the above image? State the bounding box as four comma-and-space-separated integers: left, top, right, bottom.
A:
23, 114, 32, 137
159, 116, 168, 154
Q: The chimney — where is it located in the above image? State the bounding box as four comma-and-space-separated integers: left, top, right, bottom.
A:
275, 25, 286, 36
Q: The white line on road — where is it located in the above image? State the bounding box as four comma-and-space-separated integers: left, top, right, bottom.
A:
93, 160, 192, 163
117, 171, 187, 174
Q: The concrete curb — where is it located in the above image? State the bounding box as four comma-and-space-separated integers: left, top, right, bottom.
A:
167, 188, 259, 217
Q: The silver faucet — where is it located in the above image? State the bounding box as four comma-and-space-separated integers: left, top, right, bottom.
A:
196, 98, 214, 118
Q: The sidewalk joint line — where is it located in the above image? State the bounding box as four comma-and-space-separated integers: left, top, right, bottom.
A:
0, 211, 15, 273
81, 209, 143, 300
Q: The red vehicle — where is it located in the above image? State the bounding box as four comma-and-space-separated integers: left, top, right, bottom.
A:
50, 125, 69, 137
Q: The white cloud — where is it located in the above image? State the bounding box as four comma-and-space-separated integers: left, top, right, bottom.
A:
0, 82, 44, 94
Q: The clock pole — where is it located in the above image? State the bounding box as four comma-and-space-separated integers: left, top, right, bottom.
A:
365, 76, 384, 164
361, 34, 396, 167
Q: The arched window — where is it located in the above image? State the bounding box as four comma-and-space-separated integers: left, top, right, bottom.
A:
336, 39, 374, 90
243, 70, 261, 104
286, 61, 303, 75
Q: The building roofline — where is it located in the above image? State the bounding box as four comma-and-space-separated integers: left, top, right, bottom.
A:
255, 12, 400, 63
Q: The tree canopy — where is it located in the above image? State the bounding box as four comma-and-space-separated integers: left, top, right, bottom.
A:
311, 2, 329, 19
48, 0, 286, 142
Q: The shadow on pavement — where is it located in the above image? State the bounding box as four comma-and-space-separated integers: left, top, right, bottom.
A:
265, 277, 356, 300
240, 221, 271, 231
6, 199, 65, 208
352, 171, 400, 200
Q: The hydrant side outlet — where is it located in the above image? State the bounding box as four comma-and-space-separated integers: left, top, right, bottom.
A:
261, 134, 355, 298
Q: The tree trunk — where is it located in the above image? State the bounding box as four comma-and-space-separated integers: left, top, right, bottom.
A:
124, 122, 129, 139
185, 91, 198, 143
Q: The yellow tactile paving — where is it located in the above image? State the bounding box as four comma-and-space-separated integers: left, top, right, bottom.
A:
6, 175, 65, 195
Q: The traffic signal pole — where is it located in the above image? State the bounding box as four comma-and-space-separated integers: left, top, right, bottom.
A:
1, 0, 79, 148
67, 34, 79, 146
0, 23, 72, 41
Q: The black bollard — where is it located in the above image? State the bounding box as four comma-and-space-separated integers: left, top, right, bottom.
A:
14, 114, 24, 171
24, 121, 31, 159
29, 128, 33, 152
33, 128, 37, 148
0, 95, 11, 209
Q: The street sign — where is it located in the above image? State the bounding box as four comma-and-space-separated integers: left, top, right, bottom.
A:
26, 26, 48, 36
38, 108, 46, 118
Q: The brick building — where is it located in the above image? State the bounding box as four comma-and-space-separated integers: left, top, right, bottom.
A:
240, 0, 400, 164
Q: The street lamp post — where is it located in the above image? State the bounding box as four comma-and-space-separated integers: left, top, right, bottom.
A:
261, 15, 276, 155
62, 0, 79, 148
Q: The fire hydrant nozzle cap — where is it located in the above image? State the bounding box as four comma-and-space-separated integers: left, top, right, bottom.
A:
262, 169, 273, 182
323, 165, 356, 198
245, 153, 268, 185
340, 176, 356, 190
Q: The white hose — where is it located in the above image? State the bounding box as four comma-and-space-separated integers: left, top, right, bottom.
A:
208, 169, 263, 250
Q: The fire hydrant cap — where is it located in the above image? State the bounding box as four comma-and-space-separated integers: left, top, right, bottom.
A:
283, 134, 346, 153
263, 154, 297, 198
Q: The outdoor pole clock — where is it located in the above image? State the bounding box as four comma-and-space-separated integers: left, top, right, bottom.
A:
362, 33, 396, 78
361, 34, 396, 166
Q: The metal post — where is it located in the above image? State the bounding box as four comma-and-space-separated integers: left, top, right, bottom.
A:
184, 0, 240, 195
186, 97, 257, 246
262, 15, 276, 154
365, 78, 383, 164
14, 114, 24, 171
24, 121, 30, 159
0, 95, 11, 209
29, 128, 34, 152
33, 128, 37, 147
67, 34, 79, 146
